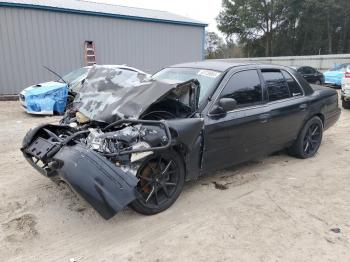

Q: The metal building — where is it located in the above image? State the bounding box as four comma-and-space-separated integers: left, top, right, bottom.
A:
0, 0, 206, 95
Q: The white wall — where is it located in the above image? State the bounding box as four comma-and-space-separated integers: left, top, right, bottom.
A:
216, 54, 350, 72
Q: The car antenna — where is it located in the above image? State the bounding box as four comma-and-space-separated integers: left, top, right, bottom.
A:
43, 65, 67, 84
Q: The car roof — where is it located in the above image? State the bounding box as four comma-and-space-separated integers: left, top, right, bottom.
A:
169, 60, 254, 72
293, 65, 316, 69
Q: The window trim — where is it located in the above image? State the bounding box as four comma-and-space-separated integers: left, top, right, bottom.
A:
208, 68, 264, 116
262, 70, 291, 102
262, 68, 305, 104
207, 67, 306, 116
281, 69, 305, 98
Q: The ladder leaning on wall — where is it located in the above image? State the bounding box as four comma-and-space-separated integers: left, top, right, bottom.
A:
84, 41, 96, 66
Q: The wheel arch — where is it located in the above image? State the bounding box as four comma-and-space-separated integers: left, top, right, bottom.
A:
312, 113, 325, 127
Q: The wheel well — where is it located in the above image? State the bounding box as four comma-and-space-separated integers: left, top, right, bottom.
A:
314, 113, 325, 126
171, 145, 187, 173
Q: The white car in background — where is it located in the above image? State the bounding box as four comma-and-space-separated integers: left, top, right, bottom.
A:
341, 66, 350, 109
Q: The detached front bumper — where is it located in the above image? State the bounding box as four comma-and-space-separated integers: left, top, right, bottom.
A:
21, 128, 139, 219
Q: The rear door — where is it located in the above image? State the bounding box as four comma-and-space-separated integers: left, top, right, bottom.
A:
260, 69, 309, 152
202, 69, 270, 172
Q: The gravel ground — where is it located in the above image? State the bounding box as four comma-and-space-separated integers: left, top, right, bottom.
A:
0, 100, 350, 262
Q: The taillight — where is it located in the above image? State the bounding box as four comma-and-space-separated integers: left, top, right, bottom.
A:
345, 72, 350, 78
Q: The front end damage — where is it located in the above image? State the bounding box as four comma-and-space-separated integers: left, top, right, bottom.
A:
21, 118, 203, 219
21, 65, 205, 219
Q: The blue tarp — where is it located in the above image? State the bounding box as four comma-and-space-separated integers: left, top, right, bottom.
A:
25, 82, 68, 114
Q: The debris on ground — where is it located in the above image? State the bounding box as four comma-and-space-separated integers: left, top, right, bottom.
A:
330, 228, 341, 233
212, 181, 229, 190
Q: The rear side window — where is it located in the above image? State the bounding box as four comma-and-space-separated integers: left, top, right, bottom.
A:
262, 71, 290, 102
282, 70, 303, 97
221, 70, 262, 108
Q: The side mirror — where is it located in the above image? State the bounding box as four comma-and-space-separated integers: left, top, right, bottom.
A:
210, 98, 237, 115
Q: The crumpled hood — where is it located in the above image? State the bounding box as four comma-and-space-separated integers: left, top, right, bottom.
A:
74, 66, 198, 123
23, 81, 67, 95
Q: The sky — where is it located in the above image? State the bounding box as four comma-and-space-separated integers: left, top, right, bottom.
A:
86, 0, 223, 34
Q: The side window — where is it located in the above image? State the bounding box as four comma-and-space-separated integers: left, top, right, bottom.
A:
220, 70, 262, 108
262, 71, 290, 102
282, 70, 303, 97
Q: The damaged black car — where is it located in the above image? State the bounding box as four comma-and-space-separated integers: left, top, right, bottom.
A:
21, 62, 341, 219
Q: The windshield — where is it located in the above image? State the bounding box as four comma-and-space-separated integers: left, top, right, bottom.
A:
152, 67, 222, 105
330, 64, 350, 72
58, 67, 89, 84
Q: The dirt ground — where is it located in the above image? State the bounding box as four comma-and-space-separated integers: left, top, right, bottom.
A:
0, 100, 350, 262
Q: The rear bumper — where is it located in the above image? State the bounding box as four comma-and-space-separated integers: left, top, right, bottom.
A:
22, 131, 140, 219
325, 77, 342, 86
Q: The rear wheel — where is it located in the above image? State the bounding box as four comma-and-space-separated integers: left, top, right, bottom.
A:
342, 98, 350, 109
288, 116, 323, 159
130, 150, 185, 215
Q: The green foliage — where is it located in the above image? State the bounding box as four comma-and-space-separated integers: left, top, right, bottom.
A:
205, 31, 243, 59
217, 0, 350, 57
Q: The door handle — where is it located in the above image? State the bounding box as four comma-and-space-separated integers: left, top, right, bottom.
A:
259, 113, 270, 123
299, 103, 308, 111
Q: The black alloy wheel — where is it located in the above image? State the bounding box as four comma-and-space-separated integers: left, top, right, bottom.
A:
303, 123, 322, 156
288, 116, 323, 159
130, 150, 185, 215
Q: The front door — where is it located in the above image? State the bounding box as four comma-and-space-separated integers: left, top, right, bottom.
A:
202, 69, 270, 173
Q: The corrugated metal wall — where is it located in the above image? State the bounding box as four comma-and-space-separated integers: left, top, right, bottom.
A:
0, 7, 204, 94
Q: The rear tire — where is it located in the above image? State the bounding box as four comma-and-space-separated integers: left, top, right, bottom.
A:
342, 99, 350, 109
130, 150, 185, 215
288, 116, 323, 159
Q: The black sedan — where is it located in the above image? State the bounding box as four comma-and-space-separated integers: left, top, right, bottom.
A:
291, 65, 325, 85
21, 62, 340, 219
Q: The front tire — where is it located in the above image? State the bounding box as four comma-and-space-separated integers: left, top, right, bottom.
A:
288, 116, 323, 159
130, 150, 185, 215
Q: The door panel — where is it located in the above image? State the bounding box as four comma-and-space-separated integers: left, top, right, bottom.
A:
262, 69, 308, 151
201, 69, 269, 173
264, 98, 308, 152
202, 106, 270, 172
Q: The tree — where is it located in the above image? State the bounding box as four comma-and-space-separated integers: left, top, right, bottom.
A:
216, 0, 350, 57
217, 0, 288, 57
205, 31, 243, 59
205, 31, 224, 58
